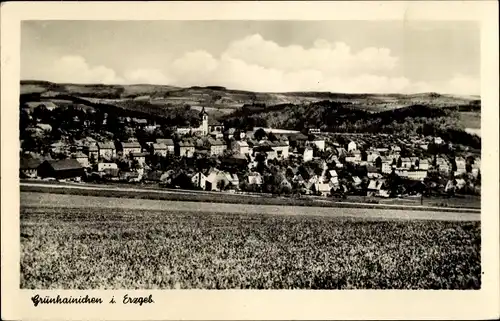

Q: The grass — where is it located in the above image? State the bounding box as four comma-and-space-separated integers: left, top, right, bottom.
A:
21, 206, 481, 289
459, 111, 481, 129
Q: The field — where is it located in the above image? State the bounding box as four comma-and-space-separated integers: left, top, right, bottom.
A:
21, 194, 481, 289
21, 80, 479, 115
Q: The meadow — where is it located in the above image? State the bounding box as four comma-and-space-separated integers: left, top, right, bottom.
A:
21, 206, 481, 289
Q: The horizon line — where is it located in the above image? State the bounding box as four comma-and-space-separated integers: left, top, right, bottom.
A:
20, 79, 481, 98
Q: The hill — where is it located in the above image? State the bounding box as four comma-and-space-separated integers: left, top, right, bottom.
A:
20, 80, 481, 132
222, 100, 481, 149
21, 80, 479, 111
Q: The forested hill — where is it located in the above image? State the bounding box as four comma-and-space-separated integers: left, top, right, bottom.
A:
222, 100, 481, 148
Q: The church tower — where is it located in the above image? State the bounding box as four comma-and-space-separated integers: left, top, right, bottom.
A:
200, 107, 209, 136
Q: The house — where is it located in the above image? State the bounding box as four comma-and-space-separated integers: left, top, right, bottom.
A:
471, 158, 481, 178
37, 159, 85, 180
434, 137, 444, 145
348, 176, 360, 187
288, 132, 309, 147
395, 168, 409, 178
132, 118, 148, 127
407, 170, 428, 181
97, 162, 118, 172
347, 141, 357, 152
178, 139, 195, 158
191, 172, 208, 189
97, 142, 116, 160
119, 142, 142, 156
445, 178, 467, 193
335, 147, 347, 157
367, 150, 381, 163
231, 140, 250, 155
367, 179, 387, 197
72, 152, 89, 168
205, 169, 231, 191
419, 159, 430, 170
314, 183, 331, 196
131, 152, 148, 165
436, 157, 451, 173
226, 173, 240, 187
20, 157, 42, 178
455, 156, 467, 174
303, 147, 314, 162
345, 150, 361, 164
86, 143, 99, 161
375, 147, 389, 154
271, 140, 289, 159
208, 139, 227, 156
410, 157, 419, 168
36, 123, 52, 132
208, 119, 224, 133
224, 128, 237, 139
391, 145, 402, 154
366, 165, 380, 179
308, 136, 326, 151
102, 168, 120, 180
156, 138, 175, 154
152, 143, 168, 157
381, 161, 392, 174
401, 157, 412, 169
247, 172, 263, 186
50, 141, 68, 155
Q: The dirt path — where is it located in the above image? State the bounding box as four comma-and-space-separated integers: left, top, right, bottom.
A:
21, 192, 480, 222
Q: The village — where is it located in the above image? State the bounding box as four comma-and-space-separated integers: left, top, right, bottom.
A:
20, 104, 482, 200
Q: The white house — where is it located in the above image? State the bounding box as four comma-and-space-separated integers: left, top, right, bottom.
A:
232, 140, 250, 155
208, 139, 227, 156
314, 183, 331, 196
131, 152, 148, 166
247, 172, 263, 186
455, 156, 467, 174
98, 162, 118, 172
419, 159, 430, 170
407, 170, 428, 181
178, 139, 196, 158
191, 172, 207, 190
120, 142, 142, 156
97, 142, 116, 160
309, 136, 326, 151
156, 138, 175, 154
73, 152, 89, 168
347, 141, 357, 152
271, 141, 289, 159
303, 147, 314, 162
152, 143, 168, 157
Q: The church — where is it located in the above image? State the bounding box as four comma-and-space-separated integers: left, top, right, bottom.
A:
175, 107, 209, 136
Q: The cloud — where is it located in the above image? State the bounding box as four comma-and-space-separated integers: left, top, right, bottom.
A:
49, 55, 124, 84
445, 74, 480, 95
40, 36, 480, 95
224, 34, 399, 77
123, 68, 173, 85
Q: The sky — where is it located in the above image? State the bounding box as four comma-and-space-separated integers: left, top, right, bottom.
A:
21, 21, 480, 94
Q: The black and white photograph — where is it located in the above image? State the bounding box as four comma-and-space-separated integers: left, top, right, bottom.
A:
17, 18, 485, 290
2, 2, 499, 319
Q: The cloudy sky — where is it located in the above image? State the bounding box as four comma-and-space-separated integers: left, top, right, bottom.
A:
21, 21, 480, 94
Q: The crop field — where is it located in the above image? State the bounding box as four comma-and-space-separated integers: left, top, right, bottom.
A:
21, 205, 481, 289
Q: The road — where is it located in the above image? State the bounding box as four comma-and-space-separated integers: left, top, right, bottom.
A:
20, 181, 481, 213
20, 192, 480, 222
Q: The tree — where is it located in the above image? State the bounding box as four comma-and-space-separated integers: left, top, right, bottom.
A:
254, 128, 267, 141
